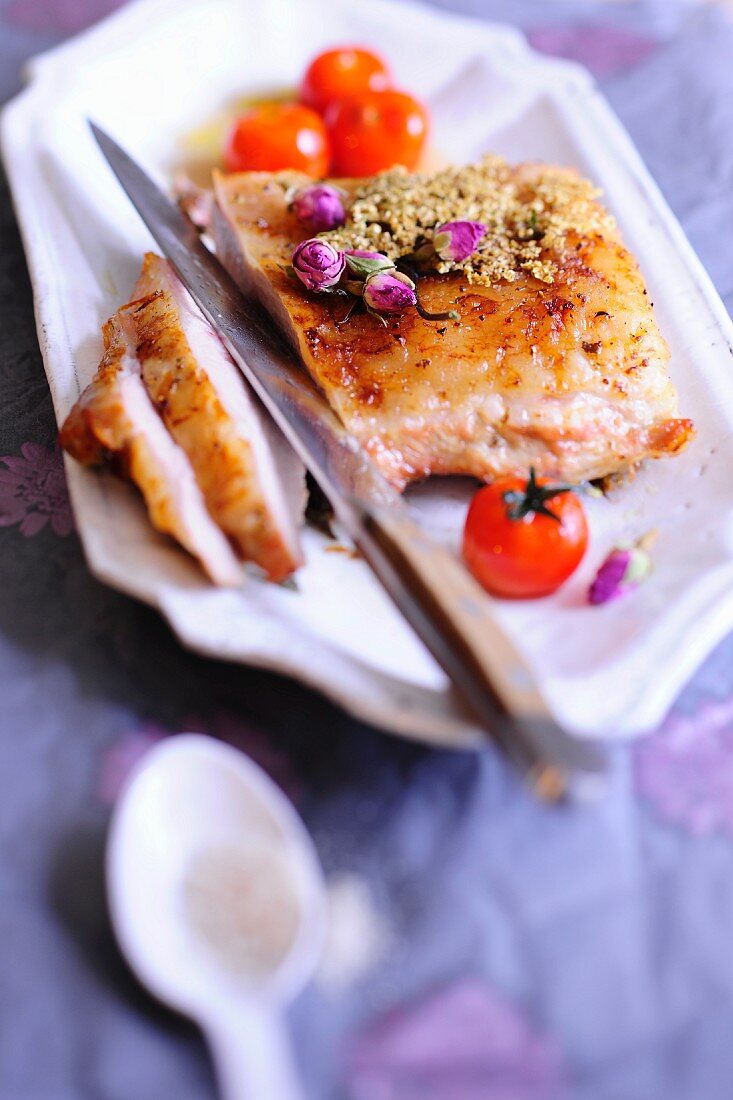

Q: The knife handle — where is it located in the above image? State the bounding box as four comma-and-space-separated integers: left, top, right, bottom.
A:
349, 503, 605, 800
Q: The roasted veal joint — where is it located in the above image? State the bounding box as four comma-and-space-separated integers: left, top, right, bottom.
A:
59, 313, 244, 586
213, 158, 693, 490
61, 254, 306, 583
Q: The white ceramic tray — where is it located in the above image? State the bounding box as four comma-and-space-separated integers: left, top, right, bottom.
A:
3, 0, 733, 748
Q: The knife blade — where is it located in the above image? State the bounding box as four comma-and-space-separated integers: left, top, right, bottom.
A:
90, 121, 606, 799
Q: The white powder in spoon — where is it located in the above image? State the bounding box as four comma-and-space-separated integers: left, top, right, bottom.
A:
183, 840, 300, 982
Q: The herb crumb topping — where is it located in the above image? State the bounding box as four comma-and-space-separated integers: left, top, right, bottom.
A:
323, 155, 615, 286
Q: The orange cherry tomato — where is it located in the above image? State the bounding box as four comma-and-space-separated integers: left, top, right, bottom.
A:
300, 46, 391, 114
462, 471, 589, 599
325, 89, 429, 176
224, 103, 330, 176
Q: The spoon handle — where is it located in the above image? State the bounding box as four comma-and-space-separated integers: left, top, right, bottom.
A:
206, 1004, 306, 1100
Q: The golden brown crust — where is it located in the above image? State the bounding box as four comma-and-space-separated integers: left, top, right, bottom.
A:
59, 316, 137, 466
127, 255, 301, 580
58, 401, 104, 466
214, 168, 694, 489
59, 264, 303, 586
59, 314, 241, 582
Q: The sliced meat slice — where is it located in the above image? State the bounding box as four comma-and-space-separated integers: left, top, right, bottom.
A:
59, 313, 244, 587
128, 252, 305, 581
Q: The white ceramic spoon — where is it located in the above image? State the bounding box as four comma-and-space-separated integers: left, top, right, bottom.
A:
107, 733, 327, 1100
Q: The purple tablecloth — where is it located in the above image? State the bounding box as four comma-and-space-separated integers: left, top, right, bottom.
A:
2, 1, 733, 1097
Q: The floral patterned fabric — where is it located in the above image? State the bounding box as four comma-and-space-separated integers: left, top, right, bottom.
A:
0, 443, 73, 537
1, 2, 733, 1099
346, 979, 566, 1100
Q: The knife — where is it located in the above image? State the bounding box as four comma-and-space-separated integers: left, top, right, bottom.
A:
90, 121, 605, 800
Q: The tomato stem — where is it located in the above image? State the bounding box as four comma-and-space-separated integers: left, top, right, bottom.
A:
502, 467, 576, 523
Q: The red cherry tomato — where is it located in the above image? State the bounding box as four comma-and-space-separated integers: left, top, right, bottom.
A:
224, 103, 330, 176
325, 89, 429, 176
462, 471, 588, 599
300, 46, 391, 114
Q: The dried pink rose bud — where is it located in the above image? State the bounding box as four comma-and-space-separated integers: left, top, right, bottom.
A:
363, 270, 417, 314
290, 184, 346, 232
291, 238, 345, 291
433, 220, 487, 263
588, 533, 656, 605
344, 250, 396, 278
